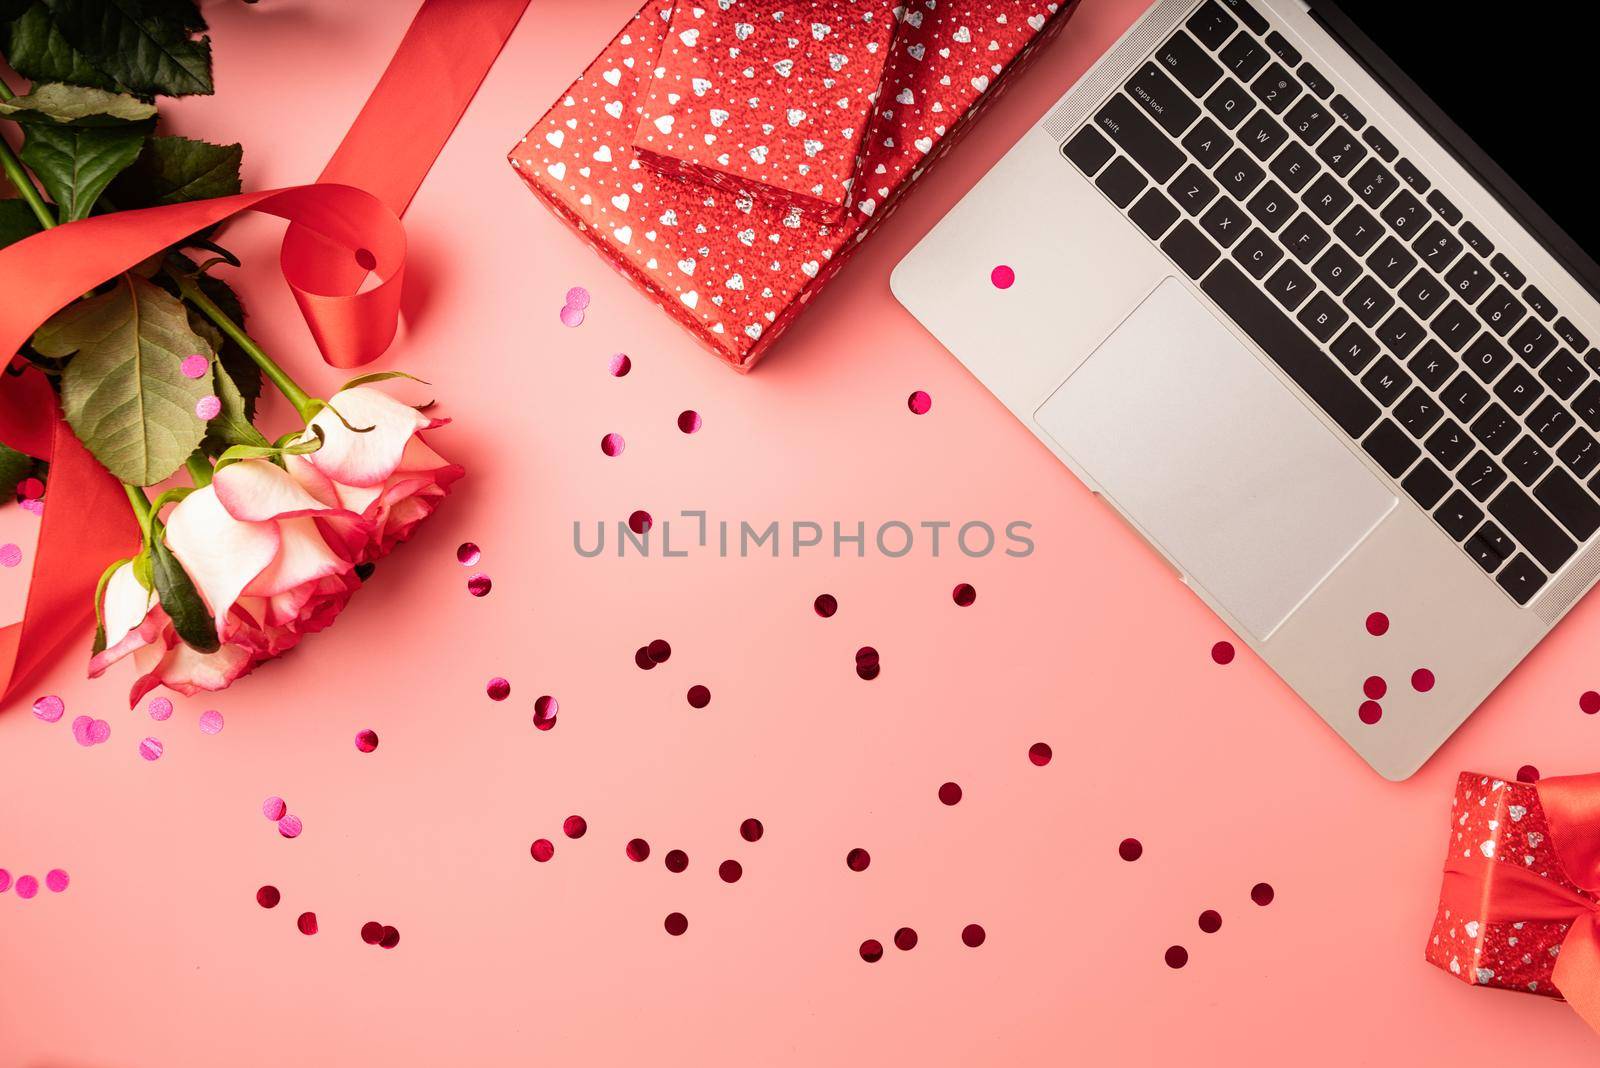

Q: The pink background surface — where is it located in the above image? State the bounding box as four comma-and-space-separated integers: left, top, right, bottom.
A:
4, 1, 1600, 1063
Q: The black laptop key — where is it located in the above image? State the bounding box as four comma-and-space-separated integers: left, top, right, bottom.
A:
1496, 553, 1547, 604
1238, 110, 1288, 160
1436, 490, 1483, 539
1460, 221, 1495, 257
1219, 33, 1269, 81
1573, 381, 1600, 428
1402, 458, 1452, 509
1204, 78, 1256, 129
1505, 436, 1554, 485
1587, 348, 1600, 374
1334, 205, 1382, 255
1064, 127, 1115, 175
1533, 468, 1600, 541
1183, 117, 1234, 168
1367, 236, 1417, 288
1156, 32, 1224, 96
1232, 227, 1283, 279
1559, 428, 1600, 478
1540, 349, 1589, 399
1475, 522, 1515, 560
1315, 126, 1366, 176
1361, 126, 1398, 161
1349, 158, 1397, 209
1279, 212, 1329, 264
1465, 532, 1506, 573
1489, 253, 1525, 288
1095, 96, 1184, 183
1097, 156, 1149, 208
1377, 308, 1425, 358
1245, 180, 1293, 232
1126, 63, 1202, 137
1329, 94, 1365, 130
1461, 334, 1511, 384
1363, 419, 1420, 477
1218, 0, 1268, 34
1529, 397, 1576, 447
1201, 260, 1379, 437
1493, 365, 1543, 416
1426, 190, 1462, 225
1200, 198, 1248, 247
1525, 286, 1557, 322
1427, 419, 1473, 470
1216, 148, 1265, 199
1556, 318, 1589, 352
1129, 188, 1181, 240
1169, 164, 1219, 216
1508, 320, 1558, 368
1444, 256, 1492, 305
1264, 260, 1314, 311
1343, 276, 1393, 327
1302, 173, 1352, 225
1297, 63, 1333, 99
1394, 388, 1443, 436
1413, 221, 1463, 275
1297, 292, 1348, 343
1383, 190, 1429, 239
1269, 141, 1318, 192
1160, 221, 1220, 279
1458, 451, 1508, 502
1264, 30, 1300, 64
1250, 63, 1301, 114
1470, 402, 1519, 454
1310, 244, 1360, 294
1398, 269, 1446, 320
1478, 286, 1527, 337
1284, 95, 1333, 145
1491, 484, 1578, 572
1442, 372, 1490, 420
1186, 2, 1238, 49
1408, 340, 1457, 390
1359, 354, 1410, 406
1331, 323, 1380, 373
1430, 301, 1478, 353
1394, 157, 1430, 193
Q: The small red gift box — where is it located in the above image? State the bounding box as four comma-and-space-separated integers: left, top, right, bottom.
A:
631, 0, 900, 223
508, 0, 1073, 371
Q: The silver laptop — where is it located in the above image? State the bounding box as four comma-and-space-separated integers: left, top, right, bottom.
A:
893, 0, 1600, 779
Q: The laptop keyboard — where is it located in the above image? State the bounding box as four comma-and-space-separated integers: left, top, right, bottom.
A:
1061, 0, 1600, 606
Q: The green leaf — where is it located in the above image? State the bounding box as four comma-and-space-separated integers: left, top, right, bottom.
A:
149, 524, 218, 652
108, 135, 241, 207
1, 3, 122, 91
0, 199, 44, 250
0, 82, 156, 124
19, 117, 151, 221
193, 272, 259, 406
0, 440, 34, 497
202, 357, 268, 455
37, 274, 213, 484
39, 0, 213, 97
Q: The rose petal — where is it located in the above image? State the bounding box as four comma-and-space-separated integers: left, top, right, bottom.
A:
165, 486, 280, 633
243, 516, 351, 598
305, 386, 444, 488
213, 459, 344, 522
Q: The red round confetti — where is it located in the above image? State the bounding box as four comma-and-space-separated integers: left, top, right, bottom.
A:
961, 923, 986, 948
893, 927, 918, 951
608, 352, 631, 377
628, 510, 652, 534
600, 433, 625, 457
664, 912, 688, 936
1211, 641, 1235, 665
17, 476, 43, 499
626, 838, 650, 862
647, 639, 672, 663
855, 646, 879, 681
635, 647, 656, 670
1580, 691, 1600, 715
677, 410, 702, 434
1251, 882, 1275, 906
1518, 765, 1541, 783
563, 815, 587, 839
530, 838, 555, 862
814, 593, 837, 618
467, 573, 492, 597
990, 264, 1015, 289
1198, 910, 1222, 934
256, 885, 280, 909
533, 695, 558, 731
846, 848, 871, 872
45, 868, 69, 893
907, 390, 933, 415
664, 849, 688, 873
1119, 838, 1143, 862
1366, 611, 1389, 636
456, 542, 480, 566
1363, 675, 1387, 699
938, 781, 962, 806
1358, 700, 1383, 725
354, 728, 379, 753
297, 911, 318, 935
859, 939, 883, 963
487, 677, 511, 701
360, 921, 384, 944
952, 582, 976, 607
739, 818, 764, 842
718, 859, 742, 883
1412, 668, 1436, 693
686, 684, 711, 709
1165, 945, 1188, 968
379, 926, 400, 949
1029, 742, 1053, 766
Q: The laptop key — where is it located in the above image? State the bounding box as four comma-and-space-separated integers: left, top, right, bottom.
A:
1315, 126, 1366, 176
1297, 292, 1348, 343
1129, 188, 1181, 240
1218, 0, 1268, 35
1186, 2, 1238, 49
1378, 308, 1425, 358
1441, 372, 1489, 420
1204, 78, 1256, 129
1219, 33, 1269, 81
1125, 62, 1202, 137
1199, 198, 1248, 247
1427, 190, 1462, 225
1269, 141, 1318, 192
1169, 164, 1219, 216
1284, 95, 1333, 144
1329, 94, 1365, 130
1160, 220, 1220, 279
1574, 381, 1600, 428
1465, 532, 1507, 573
1333, 204, 1382, 255
1250, 63, 1301, 114
1426, 419, 1472, 469
1331, 323, 1380, 373
1279, 212, 1328, 264
1310, 244, 1360, 294
1496, 553, 1547, 604
1394, 388, 1443, 437
1096, 157, 1149, 208
1342, 276, 1393, 327
1540, 349, 1589, 399
1436, 490, 1483, 539
1525, 286, 1557, 322
1232, 227, 1283, 278
1444, 256, 1492, 305
1182, 117, 1234, 168
1361, 420, 1418, 477
1470, 402, 1518, 454
1361, 126, 1398, 161
1359, 354, 1410, 406
1408, 340, 1457, 390
1560, 428, 1600, 478
1491, 484, 1577, 572
1238, 110, 1288, 160
1382, 190, 1429, 239
1478, 286, 1528, 337
1475, 522, 1516, 559
1413, 221, 1463, 275
1492, 365, 1543, 416
1508, 319, 1558, 367
1216, 148, 1265, 199
1302, 173, 1352, 224
1394, 158, 1430, 193
1505, 436, 1554, 485
1095, 96, 1184, 183
1297, 63, 1333, 99
1489, 253, 1525, 288
1587, 348, 1600, 374
1349, 158, 1398, 208
1458, 451, 1508, 502
1461, 334, 1512, 384
1460, 221, 1495, 257
1201, 260, 1379, 437
1529, 397, 1576, 447
1397, 269, 1446, 319
1367, 236, 1416, 287
1264, 260, 1314, 310
1064, 127, 1115, 175
1245, 180, 1293, 232
1264, 30, 1300, 64
1156, 31, 1224, 96
1534, 467, 1600, 541
1556, 317, 1589, 351
1430, 302, 1478, 352
1403, 458, 1452, 509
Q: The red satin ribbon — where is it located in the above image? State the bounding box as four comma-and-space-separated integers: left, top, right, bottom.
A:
1439, 773, 1600, 1033
0, 0, 529, 702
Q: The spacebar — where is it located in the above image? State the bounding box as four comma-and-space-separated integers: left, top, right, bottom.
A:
1200, 262, 1379, 439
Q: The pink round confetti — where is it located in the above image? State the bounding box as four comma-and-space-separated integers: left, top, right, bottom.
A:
894, 927, 918, 951
31, 694, 64, 722
628, 510, 652, 534
677, 410, 702, 434
198, 709, 223, 735
278, 814, 303, 839
907, 390, 933, 415
559, 304, 585, 328
814, 593, 837, 618
1211, 641, 1234, 665
1412, 668, 1435, 693
0, 543, 20, 567
686, 685, 711, 709
533, 695, 558, 731
179, 354, 209, 379
938, 782, 963, 806
962, 923, 986, 948
952, 582, 977, 607
354, 729, 379, 753
0, 870, 9, 893
195, 395, 221, 420
860, 939, 883, 963
1251, 882, 1275, 906
530, 838, 555, 862
15, 875, 38, 899
19, 498, 42, 516
1165, 945, 1188, 968
991, 264, 1015, 289
44, 868, 68, 893
1366, 611, 1390, 636
138, 737, 163, 761
487, 677, 511, 701
263, 796, 287, 821
467, 573, 492, 597
664, 912, 688, 936
608, 353, 632, 377
600, 433, 625, 457
456, 542, 481, 566
1029, 742, 1053, 766
147, 696, 173, 721
565, 286, 591, 310
1358, 700, 1383, 725
1363, 675, 1387, 699
71, 715, 93, 746
87, 718, 110, 744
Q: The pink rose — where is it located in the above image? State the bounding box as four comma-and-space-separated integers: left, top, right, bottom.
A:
285, 385, 463, 563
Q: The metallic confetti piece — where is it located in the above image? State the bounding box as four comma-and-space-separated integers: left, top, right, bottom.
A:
1413, 668, 1436, 692
532, 695, 558, 731
718, 860, 742, 883
1364, 676, 1387, 699
257, 886, 281, 908
31, 695, 64, 723
0, 870, 9, 893
87, 719, 111, 745
962, 924, 986, 948
646, 639, 671, 664
44, 869, 68, 893
563, 815, 587, 839
354, 729, 379, 753
0, 543, 20, 567
195, 395, 222, 420
180, 354, 209, 379
147, 697, 173, 721
991, 265, 1015, 289
600, 433, 625, 457
379, 926, 400, 949
278, 814, 303, 839
664, 912, 688, 936
677, 410, 702, 434
739, 818, 763, 843
1198, 911, 1222, 934
1028, 742, 1052, 767
626, 839, 650, 862
1210, 641, 1234, 665
664, 849, 688, 873
1359, 700, 1382, 725
139, 737, 164, 761
263, 796, 287, 821
71, 715, 93, 746
1366, 611, 1390, 636
907, 390, 932, 415
565, 286, 591, 311
859, 939, 883, 963
628, 510, 652, 534
608, 353, 631, 377
952, 583, 977, 607
686, 685, 710, 709
1251, 882, 1275, 906
1119, 838, 1143, 862
559, 304, 585, 328
894, 927, 918, 951
846, 848, 870, 872
360, 921, 384, 944
467, 573, 492, 597
297, 912, 318, 935
198, 709, 224, 735
814, 594, 837, 618
14, 875, 38, 899
486, 677, 510, 701
456, 542, 481, 566
938, 782, 962, 806
530, 839, 555, 862
1165, 945, 1188, 968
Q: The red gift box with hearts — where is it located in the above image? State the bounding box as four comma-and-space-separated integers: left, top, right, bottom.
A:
508, 0, 1074, 371
631, 0, 901, 223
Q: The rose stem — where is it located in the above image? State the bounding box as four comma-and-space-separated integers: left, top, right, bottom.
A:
0, 80, 58, 231
184, 451, 213, 488
174, 274, 317, 423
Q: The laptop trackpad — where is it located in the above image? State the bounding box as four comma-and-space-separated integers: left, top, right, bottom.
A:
1035, 277, 1396, 640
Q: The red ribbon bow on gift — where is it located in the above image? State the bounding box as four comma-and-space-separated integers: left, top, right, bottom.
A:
0, 0, 529, 703
1439, 773, 1600, 1031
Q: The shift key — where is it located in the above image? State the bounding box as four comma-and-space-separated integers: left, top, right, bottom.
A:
1094, 95, 1184, 183
1124, 62, 1201, 137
